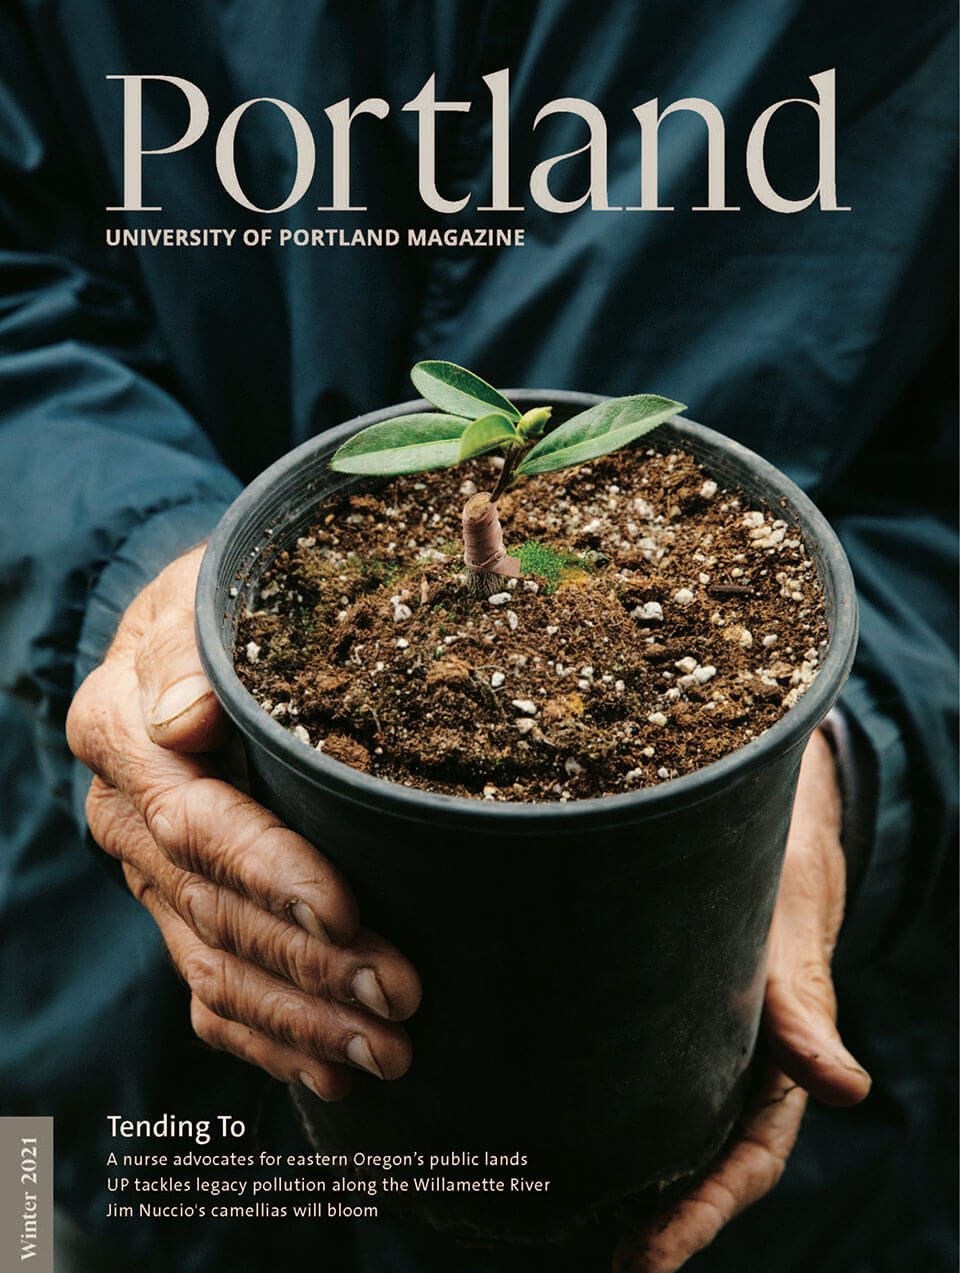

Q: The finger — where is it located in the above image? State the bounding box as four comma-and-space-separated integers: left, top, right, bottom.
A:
68, 659, 213, 792
763, 791, 871, 1105
141, 776, 362, 947
73, 677, 361, 946
190, 997, 352, 1102
760, 730, 871, 1108
125, 864, 413, 1080
136, 602, 230, 753
763, 967, 870, 1106
614, 1070, 807, 1273
87, 778, 419, 1021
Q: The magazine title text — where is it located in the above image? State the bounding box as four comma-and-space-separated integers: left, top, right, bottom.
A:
106, 68, 849, 217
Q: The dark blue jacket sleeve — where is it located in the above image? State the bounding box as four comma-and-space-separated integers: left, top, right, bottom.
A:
826, 351, 958, 965
0, 10, 240, 820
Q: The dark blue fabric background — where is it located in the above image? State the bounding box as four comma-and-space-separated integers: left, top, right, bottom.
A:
0, 3, 956, 1270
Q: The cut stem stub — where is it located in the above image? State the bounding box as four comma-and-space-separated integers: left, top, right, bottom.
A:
462, 492, 521, 597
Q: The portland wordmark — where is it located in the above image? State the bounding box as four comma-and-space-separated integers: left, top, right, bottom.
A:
107, 69, 849, 216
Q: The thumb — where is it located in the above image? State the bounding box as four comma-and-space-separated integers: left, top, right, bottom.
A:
763, 952, 871, 1107
136, 603, 231, 753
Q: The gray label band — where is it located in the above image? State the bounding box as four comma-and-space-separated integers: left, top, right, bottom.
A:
0, 1118, 52, 1273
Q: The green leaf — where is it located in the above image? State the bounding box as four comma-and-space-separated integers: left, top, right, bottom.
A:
516, 395, 686, 476
458, 413, 519, 461
411, 361, 520, 421
330, 413, 471, 475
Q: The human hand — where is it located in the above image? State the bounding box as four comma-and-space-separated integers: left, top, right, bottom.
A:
67, 544, 421, 1101
614, 729, 871, 1272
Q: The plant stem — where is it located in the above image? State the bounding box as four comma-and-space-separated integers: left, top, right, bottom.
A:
490, 444, 523, 502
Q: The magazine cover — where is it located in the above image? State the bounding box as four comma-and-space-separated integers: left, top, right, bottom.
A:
1, 4, 956, 1272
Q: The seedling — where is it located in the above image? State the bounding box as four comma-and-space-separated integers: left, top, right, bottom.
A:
331, 361, 686, 595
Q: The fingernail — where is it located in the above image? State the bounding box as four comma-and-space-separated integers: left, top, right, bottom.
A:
842, 1058, 870, 1077
351, 968, 390, 1019
831, 1043, 872, 1090
151, 675, 213, 727
346, 1035, 383, 1078
291, 900, 330, 942
833, 1041, 866, 1072
298, 1071, 323, 1100
840, 1056, 872, 1082
185, 902, 216, 948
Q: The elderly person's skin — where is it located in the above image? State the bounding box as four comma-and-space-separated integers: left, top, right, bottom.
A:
67, 544, 871, 1271
67, 545, 422, 1099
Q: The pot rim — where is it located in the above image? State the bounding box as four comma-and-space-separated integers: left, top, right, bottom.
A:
196, 390, 858, 832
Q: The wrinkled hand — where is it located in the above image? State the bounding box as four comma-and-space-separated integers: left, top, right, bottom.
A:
67, 545, 421, 1101
614, 730, 871, 1273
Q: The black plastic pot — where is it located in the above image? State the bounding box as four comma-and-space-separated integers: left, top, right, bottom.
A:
195, 392, 857, 1244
